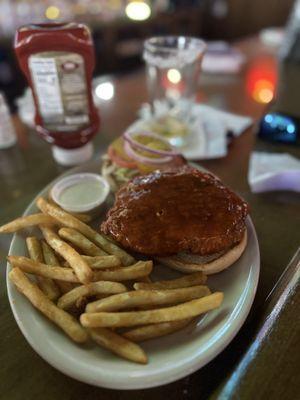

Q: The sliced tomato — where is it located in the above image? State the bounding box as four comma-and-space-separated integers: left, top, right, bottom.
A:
108, 138, 137, 169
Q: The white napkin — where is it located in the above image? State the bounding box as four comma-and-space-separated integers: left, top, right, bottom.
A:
138, 102, 253, 160
196, 104, 252, 158
248, 152, 300, 193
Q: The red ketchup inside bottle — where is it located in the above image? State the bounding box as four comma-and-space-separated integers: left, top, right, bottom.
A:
15, 23, 100, 165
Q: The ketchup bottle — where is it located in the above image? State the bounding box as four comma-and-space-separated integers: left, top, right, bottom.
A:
15, 23, 100, 165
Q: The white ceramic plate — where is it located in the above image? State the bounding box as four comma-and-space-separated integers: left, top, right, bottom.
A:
6, 160, 260, 390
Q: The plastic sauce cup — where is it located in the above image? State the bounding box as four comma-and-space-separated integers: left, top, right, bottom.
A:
50, 173, 110, 214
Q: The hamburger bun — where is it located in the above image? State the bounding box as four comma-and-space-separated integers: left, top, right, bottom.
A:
157, 229, 247, 274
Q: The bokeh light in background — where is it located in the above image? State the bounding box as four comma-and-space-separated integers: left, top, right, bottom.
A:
45, 6, 60, 20
125, 1, 151, 21
167, 69, 182, 84
163, 68, 184, 100
95, 81, 114, 101
252, 79, 274, 104
246, 58, 277, 104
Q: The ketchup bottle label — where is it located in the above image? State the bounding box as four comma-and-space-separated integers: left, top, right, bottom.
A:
29, 51, 90, 132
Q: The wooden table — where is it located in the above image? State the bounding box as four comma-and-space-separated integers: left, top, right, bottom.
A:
0, 37, 299, 400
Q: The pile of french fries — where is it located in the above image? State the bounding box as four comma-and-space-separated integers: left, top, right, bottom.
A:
1, 197, 223, 364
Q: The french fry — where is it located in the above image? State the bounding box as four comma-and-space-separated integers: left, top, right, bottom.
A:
134, 271, 207, 291
80, 292, 223, 328
36, 197, 135, 266
7, 256, 150, 285
9, 268, 87, 343
82, 255, 122, 269
123, 319, 192, 342
8, 256, 79, 282
92, 261, 153, 282
57, 281, 127, 310
26, 237, 60, 301
41, 240, 74, 293
40, 225, 93, 284
70, 213, 92, 223
89, 328, 147, 364
85, 286, 211, 313
47, 196, 92, 223
62, 255, 122, 270
58, 227, 108, 256
26, 237, 44, 262
0, 213, 57, 233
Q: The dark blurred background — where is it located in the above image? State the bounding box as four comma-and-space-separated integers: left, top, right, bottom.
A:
0, 0, 295, 111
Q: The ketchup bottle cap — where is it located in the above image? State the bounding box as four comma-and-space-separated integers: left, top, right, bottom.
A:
52, 142, 93, 166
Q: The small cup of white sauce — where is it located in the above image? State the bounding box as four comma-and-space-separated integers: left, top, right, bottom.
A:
50, 173, 110, 214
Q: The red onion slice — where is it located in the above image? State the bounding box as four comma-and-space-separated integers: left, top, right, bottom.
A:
124, 140, 174, 165
123, 130, 180, 157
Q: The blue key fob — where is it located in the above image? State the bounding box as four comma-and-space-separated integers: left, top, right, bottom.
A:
258, 112, 299, 144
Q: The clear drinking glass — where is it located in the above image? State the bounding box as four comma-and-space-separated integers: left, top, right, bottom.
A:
143, 36, 206, 107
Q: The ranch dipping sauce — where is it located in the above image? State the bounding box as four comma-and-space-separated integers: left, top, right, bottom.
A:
51, 173, 110, 213
59, 181, 104, 208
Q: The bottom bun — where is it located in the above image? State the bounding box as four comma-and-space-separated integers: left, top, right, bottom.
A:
157, 230, 247, 275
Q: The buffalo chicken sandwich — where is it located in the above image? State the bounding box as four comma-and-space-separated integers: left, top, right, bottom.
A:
101, 166, 249, 274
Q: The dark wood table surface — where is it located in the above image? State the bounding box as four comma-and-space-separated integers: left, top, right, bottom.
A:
0, 36, 299, 400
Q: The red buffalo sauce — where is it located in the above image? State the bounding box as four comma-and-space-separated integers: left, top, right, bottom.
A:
15, 23, 100, 165
102, 167, 249, 256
